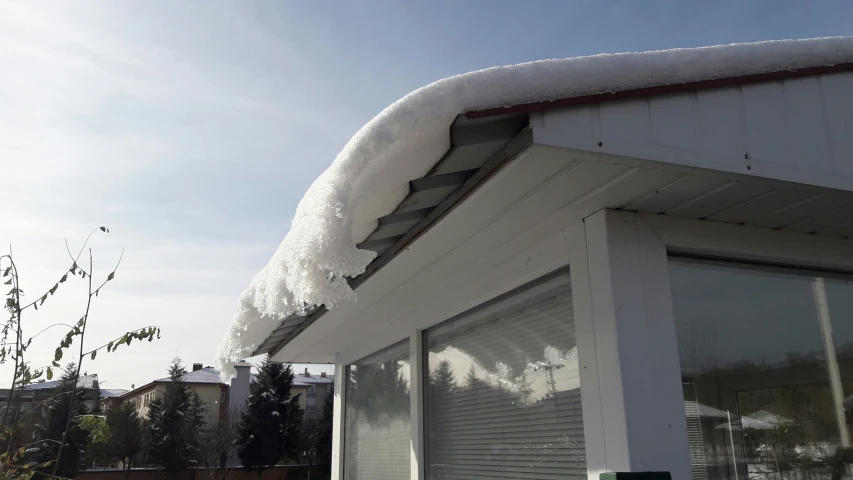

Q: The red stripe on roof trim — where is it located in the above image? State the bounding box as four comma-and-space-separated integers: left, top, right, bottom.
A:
464, 62, 853, 119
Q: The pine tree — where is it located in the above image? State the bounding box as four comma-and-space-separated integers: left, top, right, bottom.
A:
146, 359, 203, 479
31, 362, 91, 478
106, 402, 142, 473
237, 361, 304, 478
430, 360, 456, 398
427, 361, 455, 455
464, 365, 487, 389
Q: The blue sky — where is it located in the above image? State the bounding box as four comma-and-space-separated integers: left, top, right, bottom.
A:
0, 0, 850, 389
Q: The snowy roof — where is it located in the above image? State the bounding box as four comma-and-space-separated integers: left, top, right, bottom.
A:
100, 388, 129, 399
248, 372, 333, 386
293, 375, 334, 386
24, 374, 100, 391
155, 367, 224, 385
215, 37, 853, 379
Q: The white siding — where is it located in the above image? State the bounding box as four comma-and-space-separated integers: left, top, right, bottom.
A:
534, 72, 853, 192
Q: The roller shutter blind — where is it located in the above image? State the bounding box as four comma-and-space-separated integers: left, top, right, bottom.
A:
344, 341, 411, 480
426, 273, 586, 480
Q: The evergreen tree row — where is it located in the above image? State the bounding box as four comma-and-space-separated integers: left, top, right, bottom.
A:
14, 359, 333, 479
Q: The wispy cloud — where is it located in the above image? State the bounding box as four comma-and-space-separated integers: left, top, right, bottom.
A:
0, 1, 350, 387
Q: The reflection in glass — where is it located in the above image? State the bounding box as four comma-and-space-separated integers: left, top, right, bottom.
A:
344, 341, 410, 480
425, 273, 585, 480
671, 258, 853, 480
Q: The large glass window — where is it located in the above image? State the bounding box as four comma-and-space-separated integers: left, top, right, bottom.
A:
671, 258, 853, 480
425, 272, 586, 480
344, 341, 411, 480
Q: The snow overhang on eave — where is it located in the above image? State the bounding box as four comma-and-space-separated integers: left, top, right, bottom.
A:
253, 112, 531, 356
252, 60, 853, 360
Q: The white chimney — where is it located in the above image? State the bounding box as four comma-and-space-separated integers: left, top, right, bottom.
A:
229, 361, 252, 419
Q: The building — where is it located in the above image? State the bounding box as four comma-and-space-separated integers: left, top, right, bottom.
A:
113, 363, 240, 423
111, 362, 327, 423
0, 373, 105, 414
221, 39, 853, 479
292, 368, 334, 419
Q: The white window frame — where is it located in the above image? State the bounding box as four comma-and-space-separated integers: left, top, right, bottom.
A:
330, 208, 853, 480
571, 209, 853, 480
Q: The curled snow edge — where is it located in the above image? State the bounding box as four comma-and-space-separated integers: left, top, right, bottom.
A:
215, 37, 853, 379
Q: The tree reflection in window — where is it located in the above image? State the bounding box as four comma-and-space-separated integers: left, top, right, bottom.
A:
672, 258, 853, 480
344, 345, 410, 480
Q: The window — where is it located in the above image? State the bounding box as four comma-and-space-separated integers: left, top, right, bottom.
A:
309, 385, 316, 393
424, 272, 586, 480
308, 397, 316, 406
221, 392, 226, 403
344, 340, 410, 480
671, 258, 853, 480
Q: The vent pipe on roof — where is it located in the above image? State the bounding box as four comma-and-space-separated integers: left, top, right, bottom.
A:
320, 372, 326, 378
303, 368, 310, 377
193, 363, 203, 372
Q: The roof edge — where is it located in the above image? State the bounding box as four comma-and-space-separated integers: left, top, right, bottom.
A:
464, 61, 853, 119
267, 127, 533, 359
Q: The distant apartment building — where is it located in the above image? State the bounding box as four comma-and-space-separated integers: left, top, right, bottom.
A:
108, 363, 238, 423
104, 362, 333, 423
0, 373, 125, 414
291, 368, 333, 419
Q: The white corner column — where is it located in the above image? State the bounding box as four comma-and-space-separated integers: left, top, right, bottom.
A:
573, 209, 691, 478
331, 354, 347, 480
410, 331, 425, 480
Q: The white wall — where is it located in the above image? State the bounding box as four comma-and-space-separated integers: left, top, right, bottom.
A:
533, 72, 853, 193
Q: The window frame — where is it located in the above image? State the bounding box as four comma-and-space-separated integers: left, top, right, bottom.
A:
669, 254, 853, 479
341, 339, 412, 480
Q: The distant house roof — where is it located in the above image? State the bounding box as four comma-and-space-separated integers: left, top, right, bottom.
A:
155, 367, 223, 385
22, 374, 100, 391
23, 380, 61, 391
294, 375, 334, 386
100, 389, 129, 399
249, 372, 334, 386
116, 364, 332, 402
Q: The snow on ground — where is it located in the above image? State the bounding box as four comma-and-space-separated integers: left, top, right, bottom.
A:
215, 37, 853, 379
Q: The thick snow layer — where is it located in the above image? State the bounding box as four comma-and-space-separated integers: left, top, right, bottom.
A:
215, 37, 853, 379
